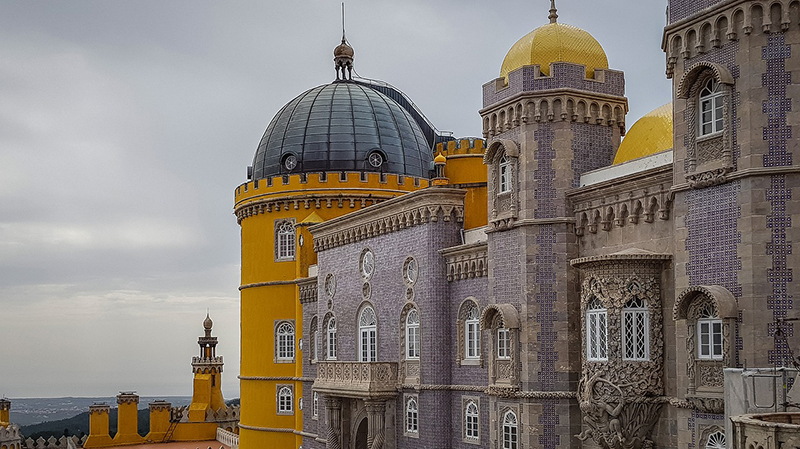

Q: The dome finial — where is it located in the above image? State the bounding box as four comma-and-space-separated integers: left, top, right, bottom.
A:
549, 0, 558, 23
334, 2, 354, 81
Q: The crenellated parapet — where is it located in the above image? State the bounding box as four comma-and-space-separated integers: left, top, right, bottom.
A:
440, 241, 488, 282
20, 435, 85, 449
663, 0, 797, 78
435, 138, 486, 157
192, 355, 224, 374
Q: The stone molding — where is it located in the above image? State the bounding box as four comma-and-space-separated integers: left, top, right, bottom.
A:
191, 355, 223, 374
238, 375, 314, 382
479, 89, 628, 138
440, 242, 488, 282
569, 166, 674, 236
235, 193, 395, 224
239, 279, 297, 290
671, 165, 800, 193
237, 423, 294, 433
298, 276, 318, 304
313, 361, 399, 399
663, 0, 796, 78
309, 188, 466, 252
116, 393, 139, 405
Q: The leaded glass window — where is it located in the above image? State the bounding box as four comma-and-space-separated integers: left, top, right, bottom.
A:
586, 297, 608, 361
623, 296, 649, 361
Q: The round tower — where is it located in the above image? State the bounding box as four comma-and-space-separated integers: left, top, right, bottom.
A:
234, 37, 437, 448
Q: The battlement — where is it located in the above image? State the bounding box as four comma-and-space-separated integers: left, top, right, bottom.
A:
20, 435, 86, 449
235, 171, 429, 206
89, 403, 110, 414
435, 138, 486, 157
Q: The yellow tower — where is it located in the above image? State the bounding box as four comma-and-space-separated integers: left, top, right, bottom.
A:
0, 398, 9, 427
188, 313, 225, 422
84, 404, 113, 448
234, 36, 435, 448
112, 393, 144, 446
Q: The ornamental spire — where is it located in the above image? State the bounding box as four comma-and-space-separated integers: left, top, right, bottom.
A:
333, 2, 354, 81
549, 0, 558, 23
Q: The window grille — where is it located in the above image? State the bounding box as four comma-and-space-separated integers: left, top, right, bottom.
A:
586, 297, 608, 361
359, 307, 377, 362
276, 322, 295, 361
502, 410, 518, 449
406, 309, 420, 359
465, 401, 479, 440
623, 297, 649, 361
465, 306, 480, 359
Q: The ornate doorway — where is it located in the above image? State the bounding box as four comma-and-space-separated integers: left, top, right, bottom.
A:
354, 416, 368, 449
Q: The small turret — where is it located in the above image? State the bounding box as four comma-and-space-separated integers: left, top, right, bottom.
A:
189, 314, 225, 422
0, 398, 11, 427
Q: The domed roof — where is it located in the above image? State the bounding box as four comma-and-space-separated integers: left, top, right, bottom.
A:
500, 21, 608, 80
613, 103, 673, 165
252, 82, 434, 180
203, 313, 213, 330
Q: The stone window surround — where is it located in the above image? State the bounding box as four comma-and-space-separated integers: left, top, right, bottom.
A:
323, 312, 337, 361
586, 297, 609, 362
276, 384, 294, 416
402, 256, 418, 286
357, 301, 378, 362
309, 316, 318, 364
673, 285, 738, 396
700, 425, 726, 449
462, 396, 481, 445
274, 218, 296, 262
403, 393, 419, 438
677, 62, 735, 188
274, 320, 296, 364
400, 302, 421, 384
622, 297, 650, 361
484, 139, 520, 227
480, 303, 520, 386
359, 247, 376, 281
312, 391, 319, 420
457, 298, 483, 367
500, 407, 519, 449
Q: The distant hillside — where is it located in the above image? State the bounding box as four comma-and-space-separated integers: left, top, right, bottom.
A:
19, 398, 240, 441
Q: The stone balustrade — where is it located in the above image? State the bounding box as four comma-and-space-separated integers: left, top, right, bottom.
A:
731, 413, 800, 449
313, 361, 399, 399
216, 427, 239, 449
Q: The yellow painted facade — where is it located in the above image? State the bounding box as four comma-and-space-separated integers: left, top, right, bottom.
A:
235, 171, 430, 448
84, 406, 114, 448
434, 139, 488, 230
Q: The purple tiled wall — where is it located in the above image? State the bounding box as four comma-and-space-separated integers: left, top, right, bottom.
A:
570, 123, 614, 188
669, 0, 727, 24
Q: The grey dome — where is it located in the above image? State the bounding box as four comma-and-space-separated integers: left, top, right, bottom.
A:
252, 82, 434, 180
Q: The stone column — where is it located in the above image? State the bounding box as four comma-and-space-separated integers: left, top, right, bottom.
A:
365, 400, 386, 449
325, 396, 342, 449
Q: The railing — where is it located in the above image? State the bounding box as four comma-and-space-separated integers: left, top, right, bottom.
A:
216, 427, 239, 449
314, 361, 398, 398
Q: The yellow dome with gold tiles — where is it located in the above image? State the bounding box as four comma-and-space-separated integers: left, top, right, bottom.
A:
500, 20, 609, 80
613, 103, 674, 165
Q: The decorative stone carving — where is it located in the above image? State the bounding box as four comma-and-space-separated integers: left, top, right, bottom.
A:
699, 365, 724, 387
314, 362, 398, 399
298, 277, 318, 304
236, 193, 393, 224
442, 242, 488, 282
686, 167, 731, 189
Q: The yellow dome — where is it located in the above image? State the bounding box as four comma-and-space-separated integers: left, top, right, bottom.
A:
500, 22, 609, 80
613, 103, 674, 165
434, 153, 447, 164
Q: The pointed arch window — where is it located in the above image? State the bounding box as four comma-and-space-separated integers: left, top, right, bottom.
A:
499, 155, 512, 194
276, 321, 295, 361
502, 410, 518, 449
464, 400, 479, 441
622, 295, 649, 361
359, 306, 377, 362
465, 305, 481, 360
276, 221, 296, 261
326, 317, 337, 360
699, 79, 724, 137
406, 309, 420, 360
405, 397, 418, 434
697, 303, 723, 360
586, 297, 608, 362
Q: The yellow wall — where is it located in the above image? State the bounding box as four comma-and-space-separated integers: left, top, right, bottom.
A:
112, 401, 143, 446
83, 410, 113, 448
236, 171, 428, 449
0, 408, 8, 427
435, 139, 488, 230
143, 406, 170, 442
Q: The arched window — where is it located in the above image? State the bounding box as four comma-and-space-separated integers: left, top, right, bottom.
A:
313, 392, 319, 418
499, 155, 512, 194
327, 317, 337, 360
465, 305, 480, 360
497, 326, 511, 359
586, 297, 608, 362
276, 322, 295, 361
705, 430, 725, 449
502, 410, 518, 449
309, 316, 318, 362
622, 295, 649, 361
359, 306, 377, 362
406, 309, 420, 360
276, 221, 296, 260
699, 78, 724, 136
464, 400, 479, 441
697, 303, 723, 360
405, 397, 418, 434
277, 386, 293, 414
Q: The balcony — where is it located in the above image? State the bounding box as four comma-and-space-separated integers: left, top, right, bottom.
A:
313, 361, 399, 399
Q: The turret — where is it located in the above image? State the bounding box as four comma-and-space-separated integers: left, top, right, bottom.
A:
0, 398, 9, 427
113, 392, 144, 445
83, 404, 113, 448
188, 314, 225, 422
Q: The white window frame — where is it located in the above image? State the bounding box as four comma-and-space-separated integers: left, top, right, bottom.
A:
277, 386, 293, 415
464, 400, 479, 441
699, 78, 724, 137
313, 392, 319, 419
326, 317, 337, 360
406, 309, 420, 360
465, 306, 480, 360
497, 328, 511, 359
706, 430, 726, 449
359, 306, 377, 362
622, 297, 650, 361
276, 221, 296, 261
586, 298, 608, 362
405, 396, 418, 435
498, 155, 512, 194
276, 321, 295, 362
502, 410, 518, 449
698, 318, 723, 360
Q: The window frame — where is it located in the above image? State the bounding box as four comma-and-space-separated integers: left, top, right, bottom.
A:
275, 321, 295, 362
698, 318, 724, 360
498, 155, 512, 194
405, 396, 419, 436
277, 385, 294, 415
406, 309, 420, 360
465, 306, 481, 360
359, 306, 377, 362
312, 391, 319, 419
698, 78, 724, 137
275, 220, 296, 261
586, 298, 608, 362
501, 410, 518, 449
497, 327, 511, 360
326, 317, 337, 360
464, 400, 479, 442
622, 297, 650, 361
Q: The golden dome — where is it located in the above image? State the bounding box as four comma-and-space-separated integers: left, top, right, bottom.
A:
500, 22, 609, 80
613, 103, 674, 165
434, 153, 447, 164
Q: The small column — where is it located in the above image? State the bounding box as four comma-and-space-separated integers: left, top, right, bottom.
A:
325, 396, 342, 449
365, 400, 386, 449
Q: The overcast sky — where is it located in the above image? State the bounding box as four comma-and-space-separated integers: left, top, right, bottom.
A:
0, 1, 671, 399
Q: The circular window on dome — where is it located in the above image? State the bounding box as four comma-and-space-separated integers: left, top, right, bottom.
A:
360, 249, 375, 280
283, 154, 298, 171
367, 151, 384, 169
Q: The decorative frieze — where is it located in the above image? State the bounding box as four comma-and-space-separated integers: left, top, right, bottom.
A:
297, 277, 318, 304
440, 242, 488, 282
313, 362, 398, 399
234, 193, 394, 224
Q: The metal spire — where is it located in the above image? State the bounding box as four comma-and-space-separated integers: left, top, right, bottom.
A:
549, 0, 558, 23
341, 2, 347, 42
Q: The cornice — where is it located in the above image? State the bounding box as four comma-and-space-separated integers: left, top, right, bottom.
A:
663, 0, 745, 37
235, 192, 396, 224
571, 250, 672, 268
670, 165, 800, 194
567, 164, 673, 202
479, 87, 628, 116
239, 279, 297, 291
310, 188, 466, 252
